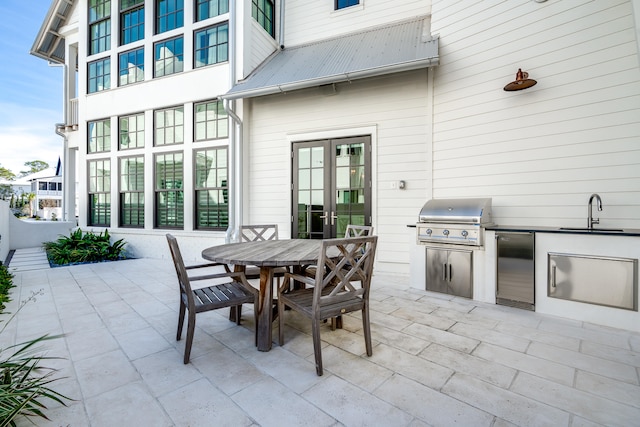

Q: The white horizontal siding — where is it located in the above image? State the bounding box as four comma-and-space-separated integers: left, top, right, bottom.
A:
246, 21, 279, 76
430, 0, 640, 228
245, 70, 430, 273
283, 0, 430, 47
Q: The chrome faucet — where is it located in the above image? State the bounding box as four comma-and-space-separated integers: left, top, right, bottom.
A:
587, 193, 602, 229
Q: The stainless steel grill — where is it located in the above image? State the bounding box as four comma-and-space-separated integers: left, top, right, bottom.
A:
416, 198, 493, 246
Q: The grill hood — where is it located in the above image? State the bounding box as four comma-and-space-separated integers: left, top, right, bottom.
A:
419, 198, 493, 224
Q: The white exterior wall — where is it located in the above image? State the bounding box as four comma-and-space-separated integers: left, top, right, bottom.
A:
70, 1, 236, 258
1, 200, 73, 256
0, 201, 9, 263
428, 0, 640, 330
53, 0, 438, 263
430, 0, 640, 229
246, 17, 279, 74
246, 70, 430, 274
284, 0, 430, 46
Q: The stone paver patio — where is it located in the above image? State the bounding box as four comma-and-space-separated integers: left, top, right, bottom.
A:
2, 256, 639, 426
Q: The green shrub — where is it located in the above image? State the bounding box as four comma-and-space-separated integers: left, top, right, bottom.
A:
0, 291, 72, 425
44, 229, 127, 267
0, 266, 14, 313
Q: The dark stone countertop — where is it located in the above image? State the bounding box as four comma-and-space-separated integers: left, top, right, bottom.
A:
407, 223, 640, 237
485, 225, 640, 237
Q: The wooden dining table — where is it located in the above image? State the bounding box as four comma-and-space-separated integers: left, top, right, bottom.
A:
202, 239, 322, 351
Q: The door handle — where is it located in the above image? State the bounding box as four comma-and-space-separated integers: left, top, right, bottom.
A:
443, 263, 447, 281
319, 212, 329, 225
330, 211, 338, 226
551, 265, 557, 289
449, 264, 452, 282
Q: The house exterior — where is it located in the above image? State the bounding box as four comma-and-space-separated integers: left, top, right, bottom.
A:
0, 177, 30, 201
33, 1, 640, 329
29, 168, 64, 220
0, 167, 63, 219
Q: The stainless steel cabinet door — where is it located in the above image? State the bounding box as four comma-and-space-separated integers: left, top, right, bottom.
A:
548, 253, 637, 311
496, 232, 535, 306
448, 249, 473, 298
426, 248, 473, 298
426, 248, 449, 294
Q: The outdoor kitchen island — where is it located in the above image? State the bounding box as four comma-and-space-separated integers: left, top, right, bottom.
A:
410, 224, 640, 333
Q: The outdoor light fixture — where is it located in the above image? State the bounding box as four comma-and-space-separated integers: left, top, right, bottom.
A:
503, 68, 537, 91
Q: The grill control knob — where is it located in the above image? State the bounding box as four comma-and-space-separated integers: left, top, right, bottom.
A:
461, 230, 469, 237
443, 229, 450, 236
426, 228, 432, 235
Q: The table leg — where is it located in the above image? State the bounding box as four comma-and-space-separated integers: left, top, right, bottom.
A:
256, 267, 274, 351
291, 265, 304, 290
229, 265, 246, 322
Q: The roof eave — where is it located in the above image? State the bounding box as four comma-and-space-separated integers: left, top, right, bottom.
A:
30, 0, 71, 65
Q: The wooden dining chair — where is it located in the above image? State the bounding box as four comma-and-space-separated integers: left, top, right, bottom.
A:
303, 224, 374, 277
240, 224, 279, 242
345, 224, 374, 238
302, 224, 375, 330
166, 234, 258, 364
277, 235, 378, 376
331, 224, 375, 329
238, 224, 288, 283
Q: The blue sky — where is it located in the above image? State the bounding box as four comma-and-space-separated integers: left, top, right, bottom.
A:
0, 0, 63, 176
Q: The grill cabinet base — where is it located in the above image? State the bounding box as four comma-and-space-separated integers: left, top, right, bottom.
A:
426, 247, 473, 298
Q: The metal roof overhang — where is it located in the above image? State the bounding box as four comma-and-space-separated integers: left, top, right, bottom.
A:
221, 16, 439, 100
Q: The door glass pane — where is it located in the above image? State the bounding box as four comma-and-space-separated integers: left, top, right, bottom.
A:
311, 147, 323, 167
333, 141, 366, 235
350, 143, 364, 166
336, 166, 349, 189
297, 205, 309, 238
311, 189, 323, 205
311, 168, 323, 190
298, 190, 310, 205
335, 144, 350, 167
296, 145, 325, 239
298, 169, 310, 190
297, 196, 324, 239
308, 212, 325, 238
335, 192, 349, 236
351, 165, 364, 187
298, 147, 310, 168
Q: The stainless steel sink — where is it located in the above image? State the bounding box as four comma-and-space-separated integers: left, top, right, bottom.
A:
559, 227, 625, 232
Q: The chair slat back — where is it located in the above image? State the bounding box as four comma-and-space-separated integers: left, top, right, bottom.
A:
166, 234, 195, 307
240, 224, 279, 242
313, 235, 378, 307
345, 224, 373, 238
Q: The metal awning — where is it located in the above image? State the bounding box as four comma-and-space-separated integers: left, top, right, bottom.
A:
222, 16, 438, 100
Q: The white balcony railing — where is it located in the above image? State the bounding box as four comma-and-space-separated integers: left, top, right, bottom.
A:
36, 190, 63, 197
60, 98, 79, 132
69, 98, 79, 129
